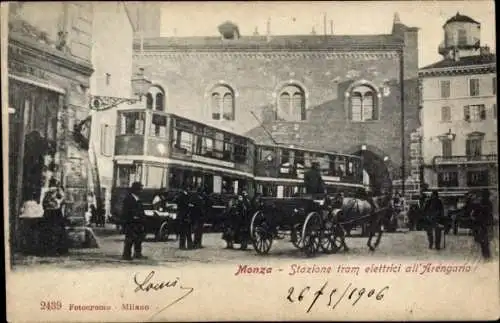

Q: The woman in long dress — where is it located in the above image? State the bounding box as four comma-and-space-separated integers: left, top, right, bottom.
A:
41, 178, 69, 255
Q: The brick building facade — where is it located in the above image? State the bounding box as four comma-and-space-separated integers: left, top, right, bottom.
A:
133, 14, 420, 194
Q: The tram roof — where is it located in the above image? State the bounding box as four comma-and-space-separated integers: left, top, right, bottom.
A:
167, 112, 254, 139
254, 142, 361, 159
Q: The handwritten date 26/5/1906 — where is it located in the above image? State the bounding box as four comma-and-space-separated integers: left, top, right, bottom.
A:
286, 282, 389, 313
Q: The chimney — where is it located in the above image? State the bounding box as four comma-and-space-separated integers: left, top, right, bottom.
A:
311, 26, 316, 35
266, 18, 271, 41
253, 26, 259, 36
330, 20, 333, 34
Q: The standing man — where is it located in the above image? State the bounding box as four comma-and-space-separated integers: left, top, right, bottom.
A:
423, 190, 445, 250
121, 182, 146, 260
176, 189, 193, 250
471, 189, 493, 259
191, 187, 208, 249
304, 161, 325, 196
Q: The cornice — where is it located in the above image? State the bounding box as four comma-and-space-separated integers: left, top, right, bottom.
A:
419, 63, 496, 77
8, 32, 94, 77
134, 51, 400, 61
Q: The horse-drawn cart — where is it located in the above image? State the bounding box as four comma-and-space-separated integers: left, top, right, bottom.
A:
249, 195, 345, 257
249, 195, 390, 257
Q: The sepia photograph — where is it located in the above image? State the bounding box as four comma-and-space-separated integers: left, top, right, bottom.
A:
3, 1, 498, 321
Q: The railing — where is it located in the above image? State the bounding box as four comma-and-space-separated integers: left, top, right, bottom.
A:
433, 154, 497, 166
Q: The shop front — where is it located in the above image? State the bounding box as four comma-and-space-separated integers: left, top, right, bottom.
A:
7, 29, 94, 253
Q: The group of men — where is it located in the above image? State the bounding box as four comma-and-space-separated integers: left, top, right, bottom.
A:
418, 189, 493, 258
120, 182, 209, 260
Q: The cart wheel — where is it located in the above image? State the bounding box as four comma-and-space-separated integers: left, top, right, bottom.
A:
319, 219, 337, 254
250, 211, 273, 255
329, 224, 346, 252
302, 212, 322, 257
291, 223, 303, 249
155, 221, 170, 241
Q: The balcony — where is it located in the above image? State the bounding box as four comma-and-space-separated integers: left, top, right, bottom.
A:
433, 154, 497, 166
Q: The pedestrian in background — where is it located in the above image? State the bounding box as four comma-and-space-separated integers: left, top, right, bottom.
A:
41, 178, 68, 256
424, 190, 445, 250
121, 182, 146, 260
471, 189, 493, 259
176, 189, 193, 250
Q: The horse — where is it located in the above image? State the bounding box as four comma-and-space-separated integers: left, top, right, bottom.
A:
332, 195, 391, 252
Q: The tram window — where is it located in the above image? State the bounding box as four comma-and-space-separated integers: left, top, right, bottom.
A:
223, 134, 233, 161
280, 149, 290, 165
277, 185, 284, 198
174, 130, 193, 153
119, 112, 145, 135
115, 165, 142, 187
295, 151, 305, 166
258, 147, 275, 162
213, 175, 222, 193
234, 138, 247, 163
146, 166, 167, 188
214, 132, 224, 159
150, 114, 167, 138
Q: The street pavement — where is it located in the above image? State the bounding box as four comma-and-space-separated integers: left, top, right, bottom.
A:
12, 225, 498, 269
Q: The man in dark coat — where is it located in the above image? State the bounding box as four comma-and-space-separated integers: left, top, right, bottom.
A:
471, 189, 493, 259
176, 189, 193, 250
423, 190, 445, 250
191, 187, 208, 249
304, 161, 325, 196
121, 182, 146, 260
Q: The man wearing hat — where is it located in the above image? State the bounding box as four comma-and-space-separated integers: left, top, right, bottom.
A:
304, 161, 325, 196
122, 182, 146, 260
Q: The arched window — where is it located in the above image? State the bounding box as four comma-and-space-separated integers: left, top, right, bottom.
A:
210, 85, 235, 121
147, 86, 165, 111
277, 85, 306, 121
155, 92, 164, 111
349, 84, 379, 121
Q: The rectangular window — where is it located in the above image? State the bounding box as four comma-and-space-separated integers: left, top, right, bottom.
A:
469, 78, 480, 97
146, 166, 167, 189
467, 170, 489, 187
493, 77, 497, 95
441, 106, 451, 121
234, 137, 248, 163
223, 134, 233, 161
119, 111, 145, 135
458, 29, 467, 46
466, 138, 483, 158
280, 149, 290, 165
437, 171, 458, 187
258, 147, 275, 162
115, 165, 142, 187
464, 104, 486, 121
493, 104, 497, 119
440, 80, 451, 98
150, 114, 167, 137
441, 140, 452, 158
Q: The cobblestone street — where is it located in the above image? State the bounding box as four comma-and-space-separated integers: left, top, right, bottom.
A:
12, 225, 499, 270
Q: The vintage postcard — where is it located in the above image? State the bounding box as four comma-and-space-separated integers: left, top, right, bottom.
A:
3, 1, 499, 321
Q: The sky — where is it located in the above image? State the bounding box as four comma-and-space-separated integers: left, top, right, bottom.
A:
159, 1, 496, 67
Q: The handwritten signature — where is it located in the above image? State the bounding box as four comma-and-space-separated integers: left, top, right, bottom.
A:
286, 281, 389, 313
133, 271, 194, 320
